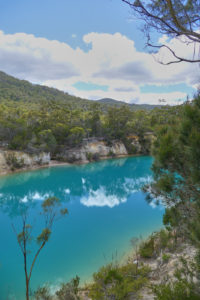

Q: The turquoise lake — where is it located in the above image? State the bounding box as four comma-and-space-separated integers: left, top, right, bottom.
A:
0, 156, 163, 299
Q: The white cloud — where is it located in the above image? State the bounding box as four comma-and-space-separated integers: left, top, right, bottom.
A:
64, 188, 70, 194
158, 34, 169, 45
20, 191, 52, 203
123, 176, 153, 194
0, 30, 198, 104
80, 175, 154, 208
80, 186, 127, 208
31, 191, 51, 201
21, 196, 28, 203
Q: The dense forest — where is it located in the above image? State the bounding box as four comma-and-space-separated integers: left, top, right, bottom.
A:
0, 71, 179, 159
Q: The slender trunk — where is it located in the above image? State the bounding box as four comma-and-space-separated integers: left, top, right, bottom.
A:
28, 242, 46, 284
26, 277, 29, 300
24, 252, 29, 300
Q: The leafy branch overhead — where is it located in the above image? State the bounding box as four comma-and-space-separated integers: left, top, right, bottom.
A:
122, 0, 200, 64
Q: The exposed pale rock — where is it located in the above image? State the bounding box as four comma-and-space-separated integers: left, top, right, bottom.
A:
0, 151, 8, 172
56, 140, 128, 162
0, 150, 50, 174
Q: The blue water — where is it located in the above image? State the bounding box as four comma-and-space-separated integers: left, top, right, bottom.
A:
0, 156, 163, 299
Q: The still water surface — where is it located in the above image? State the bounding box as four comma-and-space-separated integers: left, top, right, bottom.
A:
0, 156, 163, 299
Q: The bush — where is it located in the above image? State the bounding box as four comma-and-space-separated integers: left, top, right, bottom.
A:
159, 230, 171, 249
86, 152, 93, 161
34, 285, 52, 300
152, 257, 200, 300
66, 155, 77, 163
162, 253, 171, 263
34, 276, 80, 300
86, 152, 100, 162
92, 152, 100, 161
5, 153, 25, 170
108, 150, 116, 157
139, 236, 155, 259
123, 139, 137, 154
88, 262, 151, 300
153, 281, 200, 300
56, 276, 80, 300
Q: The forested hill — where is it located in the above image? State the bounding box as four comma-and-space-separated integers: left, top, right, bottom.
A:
0, 70, 159, 110
0, 71, 93, 109
97, 98, 160, 110
0, 70, 180, 158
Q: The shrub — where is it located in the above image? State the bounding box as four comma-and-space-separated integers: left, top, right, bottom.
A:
159, 230, 171, 249
88, 262, 151, 300
86, 152, 93, 161
139, 236, 155, 259
92, 152, 100, 161
123, 139, 137, 154
56, 276, 80, 300
153, 280, 200, 300
152, 257, 200, 300
162, 253, 171, 263
5, 153, 25, 170
108, 150, 116, 157
34, 285, 52, 300
66, 155, 77, 163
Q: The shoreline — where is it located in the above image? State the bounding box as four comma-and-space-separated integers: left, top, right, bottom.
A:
0, 153, 144, 177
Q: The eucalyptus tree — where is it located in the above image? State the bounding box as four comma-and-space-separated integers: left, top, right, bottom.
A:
12, 197, 68, 300
144, 96, 200, 244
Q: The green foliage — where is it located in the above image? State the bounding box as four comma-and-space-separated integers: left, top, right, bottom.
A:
88, 262, 150, 300
92, 152, 100, 161
153, 257, 200, 300
162, 253, 171, 263
153, 280, 200, 300
0, 71, 179, 158
86, 152, 93, 161
145, 96, 200, 298
139, 236, 155, 259
158, 229, 171, 249
55, 276, 80, 300
34, 276, 80, 300
17, 224, 32, 245
108, 150, 116, 157
37, 129, 57, 152
123, 138, 137, 154
86, 152, 100, 161
68, 127, 85, 146
42, 196, 60, 211
13, 197, 68, 300
37, 228, 51, 244
163, 207, 181, 232
34, 285, 52, 300
5, 153, 25, 170
147, 96, 200, 247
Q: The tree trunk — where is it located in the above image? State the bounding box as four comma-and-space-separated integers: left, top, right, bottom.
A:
26, 277, 29, 300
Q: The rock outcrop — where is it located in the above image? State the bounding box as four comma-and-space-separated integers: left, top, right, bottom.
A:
0, 150, 50, 175
0, 135, 153, 175
55, 139, 128, 163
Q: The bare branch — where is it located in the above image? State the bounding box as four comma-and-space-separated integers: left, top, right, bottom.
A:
122, 0, 200, 64
148, 42, 200, 64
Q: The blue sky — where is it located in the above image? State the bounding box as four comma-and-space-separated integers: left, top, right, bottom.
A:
0, 0, 198, 104
0, 0, 144, 50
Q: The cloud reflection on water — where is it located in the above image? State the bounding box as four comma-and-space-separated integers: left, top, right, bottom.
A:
80, 175, 153, 208
0, 157, 158, 214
